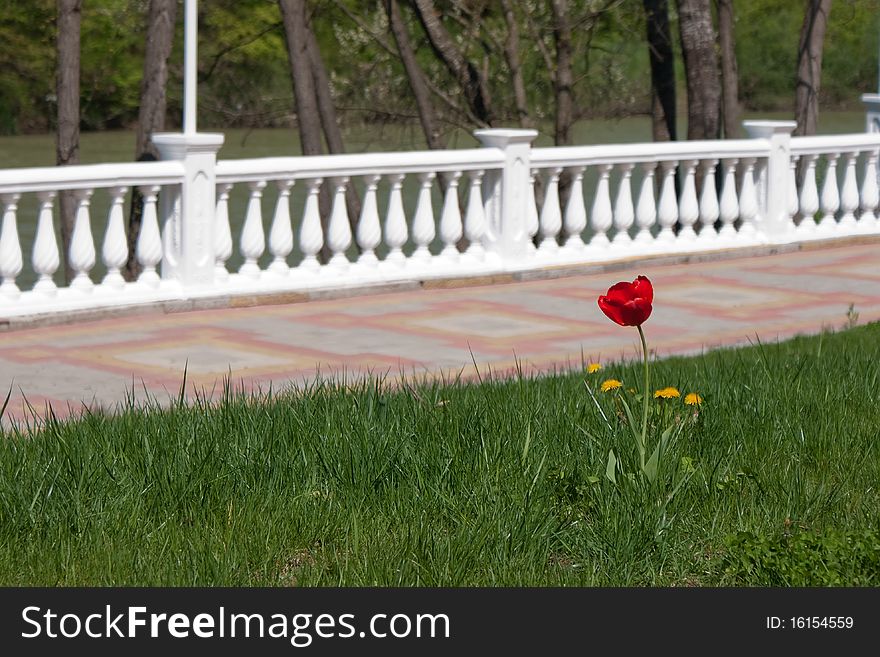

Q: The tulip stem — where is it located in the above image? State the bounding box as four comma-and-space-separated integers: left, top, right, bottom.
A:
638, 324, 649, 468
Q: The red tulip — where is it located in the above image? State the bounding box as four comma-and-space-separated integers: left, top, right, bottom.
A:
597, 275, 653, 327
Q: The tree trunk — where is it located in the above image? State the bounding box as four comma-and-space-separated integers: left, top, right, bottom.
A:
500, 0, 532, 129
794, 0, 832, 136
717, 0, 739, 138
56, 0, 81, 284
126, 0, 177, 281
551, 0, 573, 147
411, 0, 494, 126
676, 0, 721, 140
279, 0, 331, 260
643, 0, 676, 141
305, 16, 360, 231
386, 0, 446, 149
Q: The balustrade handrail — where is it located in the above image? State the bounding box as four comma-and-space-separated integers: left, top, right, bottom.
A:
531, 138, 771, 168
790, 133, 880, 155
0, 160, 185, 195
215, 148, 505, 183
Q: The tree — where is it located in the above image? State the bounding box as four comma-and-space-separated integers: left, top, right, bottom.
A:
794, 0, 832, 136
676, 0, 721, 140
126, 0, 177, 280
643, 0, 676, 141
551, 0, 574, 147
56, 0, 81, 284
717, 0, 739, 138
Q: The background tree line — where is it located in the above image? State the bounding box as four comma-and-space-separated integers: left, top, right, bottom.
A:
2, 0, 878, 140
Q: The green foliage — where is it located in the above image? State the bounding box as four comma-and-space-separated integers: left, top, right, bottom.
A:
714, 527, 880, 586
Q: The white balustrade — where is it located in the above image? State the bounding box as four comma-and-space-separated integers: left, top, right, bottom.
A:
611, 163, 634, 246
214, 182, 233, 281
697, 159, 719, 244
838, 152, 859, 230
0, 122, 877, 322
737, 158, 759, 240
439, 171, 463, 260
859, 149, 879, 231
357, 174, 382, 265
818, 153, 840, 234
677, 159, 699, 243
239, 180, 266, 278
383, 173, 407, 266
32, 191, 59, 295
563, 166, 586, 250
137, 185, 162, 287
538, 168, 562, 254
410, 172, 436, 262
655, 160, 678, 244
299, 178, 324, 272
268, 179, 294, 276
634, 162, 656, 245
464, 170, 486, 258
797, 154, 819, 237
589, 164, 613, 249
101, 186, 129, 289
69, 188, 96, 291
0, 193, 22, 298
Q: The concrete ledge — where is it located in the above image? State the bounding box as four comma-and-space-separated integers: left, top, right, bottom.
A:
1, 235, 877, 332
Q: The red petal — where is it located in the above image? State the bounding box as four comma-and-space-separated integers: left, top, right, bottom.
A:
633, 275, 653, 303
604, 280, 638, 304
597, 295, 627, 326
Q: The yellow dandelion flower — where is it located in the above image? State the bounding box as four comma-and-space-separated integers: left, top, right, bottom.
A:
684, 392, 703, 406
587, 363, 602, 374
653, 387, 681, 399
600, 379, 623, 392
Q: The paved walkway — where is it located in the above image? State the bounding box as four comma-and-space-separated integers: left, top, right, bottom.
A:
1, 241, 878, 427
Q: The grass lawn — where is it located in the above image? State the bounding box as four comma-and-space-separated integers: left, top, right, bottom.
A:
1, 323, 879, 586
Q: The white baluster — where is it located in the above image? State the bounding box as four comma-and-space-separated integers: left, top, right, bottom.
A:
588, 164, 613, 250
384, 173, 407, 266
656, 160, 678, 244
268, 179, 294, 276
737, 158, 759, 241
357, 174, 382, 266
818, 153, 840, 234
859, 149, 879, 231
527, 169, 539, 250
439, 171, 463, 260
677, 159, 699, 243
100, 186, 128, 290
797, 154, 819, 237
538, 168, 562, 254
718, 158, 739, 240
0, 193, 22, 298
563, 166, 586, 250
610, 163, 634, 247
787, 156, 800, 232
410, 172, 436, 262
838, 151, 859, 230
299, 178, 323, 272
464, 170, 486, 258
697, 159, 719, 243
214, 182, 233, 282
327, 176, 352, 269
32, 191, 59, 295
239, 180, 266, 278
136, 185, 162, 287
634, 162, 656, 245
69, 188, 96, 291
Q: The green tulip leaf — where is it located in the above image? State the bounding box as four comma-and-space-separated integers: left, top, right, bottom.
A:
605, 449, 617, 484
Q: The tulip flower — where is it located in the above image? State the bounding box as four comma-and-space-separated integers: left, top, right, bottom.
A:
598, 275, 654, 471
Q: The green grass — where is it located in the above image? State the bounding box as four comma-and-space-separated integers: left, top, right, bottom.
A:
1, 323, 879, 586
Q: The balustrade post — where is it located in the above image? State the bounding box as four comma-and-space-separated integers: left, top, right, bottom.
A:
862, 93, 880, 133
473, 128, 538, 263
742, 120, 797, 243
152, 131, 224, 286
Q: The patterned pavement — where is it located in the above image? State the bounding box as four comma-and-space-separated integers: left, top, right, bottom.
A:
1, 240, 878, 427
